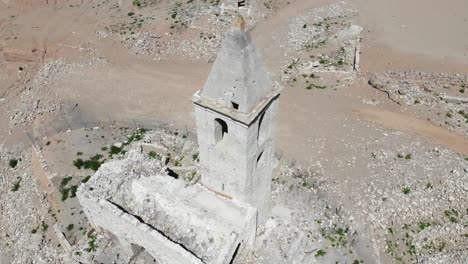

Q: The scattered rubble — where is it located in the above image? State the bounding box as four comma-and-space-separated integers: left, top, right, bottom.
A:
369, 71, 468, 137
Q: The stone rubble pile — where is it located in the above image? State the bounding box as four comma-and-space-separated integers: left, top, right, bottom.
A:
7, 57, 107, 127
0, 145, 66, 263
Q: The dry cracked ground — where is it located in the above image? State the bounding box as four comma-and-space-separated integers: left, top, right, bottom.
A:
0, 0, 467, 263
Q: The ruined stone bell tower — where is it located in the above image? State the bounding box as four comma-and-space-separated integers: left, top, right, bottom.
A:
193, 16, 281, 223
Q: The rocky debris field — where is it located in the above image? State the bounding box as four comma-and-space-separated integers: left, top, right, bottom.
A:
0, 143, 66, 263
255, 160, 364, 264
5, 57, 107, 128
278, 2, 361, 89
307, 117, 468, 264
369, 71, 468, 137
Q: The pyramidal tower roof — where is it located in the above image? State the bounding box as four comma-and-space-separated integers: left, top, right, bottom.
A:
198, 16, 275, 115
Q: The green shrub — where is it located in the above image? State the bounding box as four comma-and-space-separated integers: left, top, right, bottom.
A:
12, 177, 21, 192
315, 249, 326, 257
109, 146, 122, 155
67, 224, 74, 231
148, 151, 160, 159
82, 176, 91, 183
402, 187, 411, 194
70, 185, 78, 198
61, 188, 70, 201
73, 158, 84, 169
8, 159, 18, 168
61, 176, 72, 187
128, 12, 135, 16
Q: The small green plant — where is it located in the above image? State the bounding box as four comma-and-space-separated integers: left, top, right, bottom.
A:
446, 112, 452, 118
109, 146, 122, 155
397, 154, 404, 158
402, 187, 411, 194
8, 159, 18, 168
418, 222, 431, 230
426, 182, 433, 189
85, 234, 98, 252
73, 158, 84, 169
101, 146, 108, 151
67, 224, 74, 231
82, 176, 91, 183
315, 249, 326, 257
70, 185, 78, 198
83, 154, 104, 171
12, 177, 21, 191
61, 188, 70, 201
148, 151, 160, 159
405, 154, 412, 160
61, 176, 72, 187
174, 160, 181, 166
76, 152, 83, 156
128, 12, 135, 16
414, 99, 420, 104
192, 152, 199, 161
41, 221, 48, 231
31, 229, 37, 234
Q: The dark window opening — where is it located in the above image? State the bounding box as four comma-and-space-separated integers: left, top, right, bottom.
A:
231, 102, 239, 110
214, 118, 228, 144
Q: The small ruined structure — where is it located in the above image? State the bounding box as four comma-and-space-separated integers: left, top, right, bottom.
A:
78, 16, 280, 264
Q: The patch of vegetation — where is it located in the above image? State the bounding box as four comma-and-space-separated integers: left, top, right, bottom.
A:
61, 176, 73, 187
73, 158, 84, 169
61, 188, 70, 201
109, 145, 122, 156
402, 187, 411, 195
11, 177, 21, 192
83, 154, 104, 171
41, 221, 48, 231
444, 209, 459, 223
67, 224, 74, 231
82, 176, 91, 183
70, 185, 78, 198
405, 154, 412, 160
101, 146, 108, 151
76, 152, 83, 156
192, 152, 199, 161
315, 249, 326, 257
128, 12, 135, 16
148, 151, 160, 159
8, 159, 18, 168
85, 233, 98, 252
418, 222, 431, 230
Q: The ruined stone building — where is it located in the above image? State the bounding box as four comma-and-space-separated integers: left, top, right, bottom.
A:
78, 16, 281, 264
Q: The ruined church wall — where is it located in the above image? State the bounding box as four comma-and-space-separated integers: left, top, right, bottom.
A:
77, 192, 203, 264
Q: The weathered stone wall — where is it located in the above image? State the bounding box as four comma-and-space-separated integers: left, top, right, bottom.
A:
78, 192, 204, 264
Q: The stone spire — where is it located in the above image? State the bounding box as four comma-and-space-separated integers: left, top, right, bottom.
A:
200, 16, 274, 114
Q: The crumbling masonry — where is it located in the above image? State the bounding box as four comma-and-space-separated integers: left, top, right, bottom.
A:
78, 16, 281, 264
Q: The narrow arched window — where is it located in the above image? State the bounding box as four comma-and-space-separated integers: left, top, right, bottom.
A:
214, 118, 228, 144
